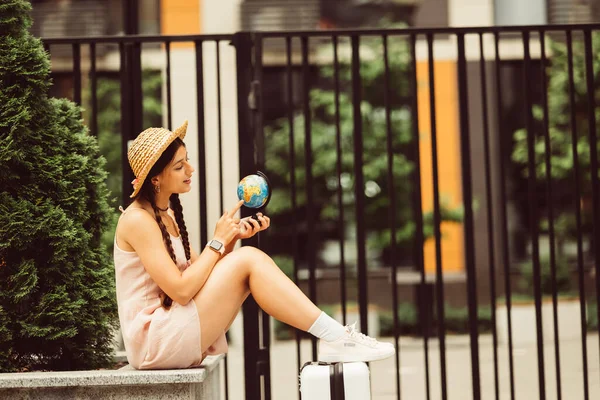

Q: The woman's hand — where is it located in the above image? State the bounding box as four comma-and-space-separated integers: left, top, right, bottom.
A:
237, 213, 270, 240
213, 200, 244, 246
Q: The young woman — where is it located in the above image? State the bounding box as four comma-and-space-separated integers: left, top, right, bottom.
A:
114, 121, 395, 369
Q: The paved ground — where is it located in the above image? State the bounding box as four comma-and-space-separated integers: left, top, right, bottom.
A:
222, 316, 600, 400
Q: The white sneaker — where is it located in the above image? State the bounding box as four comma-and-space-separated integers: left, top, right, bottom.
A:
317, 323, 396, 363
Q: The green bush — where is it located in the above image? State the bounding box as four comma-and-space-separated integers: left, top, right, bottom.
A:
519, 256, 572, 296
263, 35, 462, 270
0, 0, 117, 371
379, 303, 493, 336
378, 303, 419, 336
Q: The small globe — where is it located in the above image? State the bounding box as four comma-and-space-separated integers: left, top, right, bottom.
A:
237, 173, 270, 209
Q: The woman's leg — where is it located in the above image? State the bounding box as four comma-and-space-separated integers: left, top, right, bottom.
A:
224, 310, 242, 333
193, 246, 321, 352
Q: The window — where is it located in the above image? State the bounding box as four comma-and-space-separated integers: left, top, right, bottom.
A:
494, 0, 547, 25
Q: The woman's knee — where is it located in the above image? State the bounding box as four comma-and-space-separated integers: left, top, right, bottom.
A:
209, 246, 263, 282
227, 245, 268, 267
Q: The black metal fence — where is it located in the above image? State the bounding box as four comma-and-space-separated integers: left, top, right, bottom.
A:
42, 23, 600, 400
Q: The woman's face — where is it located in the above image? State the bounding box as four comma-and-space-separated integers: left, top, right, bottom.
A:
155, 145, 194, 194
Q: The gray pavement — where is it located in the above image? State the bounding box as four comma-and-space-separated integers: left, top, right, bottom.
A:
222, 315, 600, 400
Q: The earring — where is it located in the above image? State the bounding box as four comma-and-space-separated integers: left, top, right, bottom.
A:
154, 185, 160, 193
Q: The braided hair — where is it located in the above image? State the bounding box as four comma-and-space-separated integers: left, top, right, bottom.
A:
133, 137, 191, 309
169, 194, 191, 261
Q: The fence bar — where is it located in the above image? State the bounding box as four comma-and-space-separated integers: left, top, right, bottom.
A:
494, 32, 516, 400
523, 30, 547, 400
253, 34, 272, 400
539, 30, 562, 400
119, 42, 133, 207
42, 33, 236, 45
285, 37, 302, 379
425, 32, 448, 400
478, 32, 499, 400
301, 35, 318, 359
256, 23, 600, 38
72, 43, 81, 105
253, 38, 264, 173
456, 32, 481, 400
213, 38, 228, 400
261, 314, 271, 400
350, 35, 369, 337
132, 42, 143, 135
36, 24, 600, 45
333, 36, 348, 327
234, 31, 260, 400
166, 41, 172, 130
89, 43, 97, 137
194, 40, 208, 247
585, 28, 600, 385
410, 33, 431, 400
566, 30, 590, 400
382, 34, 401, 400
216, 41, 224, 214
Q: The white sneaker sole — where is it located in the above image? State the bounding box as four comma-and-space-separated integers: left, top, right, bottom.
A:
318, 348, 395, 363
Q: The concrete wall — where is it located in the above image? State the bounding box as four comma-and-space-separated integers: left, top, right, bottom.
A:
449, 0, 493, 27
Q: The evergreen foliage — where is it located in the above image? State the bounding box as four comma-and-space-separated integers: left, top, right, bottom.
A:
0, 0, 117, 371
512, 34, 600, 260
264, 36, 463, 269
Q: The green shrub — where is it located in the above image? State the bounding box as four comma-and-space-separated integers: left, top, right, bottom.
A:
519, 256, 572, 296
0, 0, 117, 371
379, 303, 493, 336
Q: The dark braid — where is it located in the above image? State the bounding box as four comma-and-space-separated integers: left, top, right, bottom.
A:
150, 199, 175, 309
169, 194, 191, 261
132, 136, 188, 309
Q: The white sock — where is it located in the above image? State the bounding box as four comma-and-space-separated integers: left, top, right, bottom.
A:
307, 311, 346, 342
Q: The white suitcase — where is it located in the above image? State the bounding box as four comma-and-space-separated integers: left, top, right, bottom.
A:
299, 362, 371, 400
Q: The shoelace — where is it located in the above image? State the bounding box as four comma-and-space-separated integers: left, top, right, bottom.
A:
346, 322, 378, 346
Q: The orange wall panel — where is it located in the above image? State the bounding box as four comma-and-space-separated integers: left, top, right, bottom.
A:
416, 60, 464, 273
161, 0, 201, 47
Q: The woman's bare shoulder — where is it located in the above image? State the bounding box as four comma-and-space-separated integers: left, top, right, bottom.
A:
117, 206, 158, 238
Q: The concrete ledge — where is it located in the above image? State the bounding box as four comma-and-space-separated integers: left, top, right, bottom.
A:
0, 354, 223, 400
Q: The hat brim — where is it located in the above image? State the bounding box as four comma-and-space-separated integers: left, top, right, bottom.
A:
129, 120, 188, 198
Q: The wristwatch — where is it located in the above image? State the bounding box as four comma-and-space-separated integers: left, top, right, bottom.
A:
206, 239, 225, 256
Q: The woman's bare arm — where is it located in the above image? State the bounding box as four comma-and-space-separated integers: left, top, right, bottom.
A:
120, 201, 243, 305
120, 211, 221, 305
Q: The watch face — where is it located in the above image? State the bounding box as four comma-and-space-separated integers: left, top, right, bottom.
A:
210, 241, 223, 251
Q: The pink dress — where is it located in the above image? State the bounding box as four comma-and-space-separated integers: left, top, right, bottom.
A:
114, 207, 228, 369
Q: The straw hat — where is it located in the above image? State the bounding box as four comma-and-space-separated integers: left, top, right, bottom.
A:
128, 120, 188, 198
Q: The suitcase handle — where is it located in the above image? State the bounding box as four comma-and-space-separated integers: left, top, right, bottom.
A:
330, 362, 345, 399
300, 360, 332, 371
